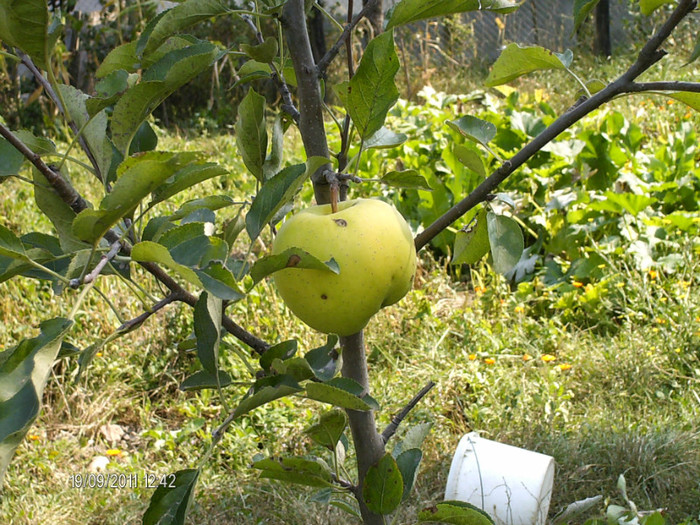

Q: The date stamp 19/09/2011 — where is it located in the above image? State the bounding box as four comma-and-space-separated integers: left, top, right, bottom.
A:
68, 472, 176, 490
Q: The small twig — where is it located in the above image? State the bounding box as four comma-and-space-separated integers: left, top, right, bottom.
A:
315, 0, 379, 75
381, 381, 436, 444
116, 292, 183, 333
241, 15, 300, 123
625, 81, 700, 93
72, 241, 122, 287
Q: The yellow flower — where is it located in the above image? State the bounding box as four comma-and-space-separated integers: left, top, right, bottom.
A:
572, 280, 584, 288
28, 434, 40, 441
474, 286, 486, 295
648, 269, 658, 279
559, 363, 572, 371
468, 354, 477, 361
616, 282, 625, 288
96, 352, 103, 357
484, 358, 496, 365
655, 317, 667, 324
522, 354, 533, 362
106, 449, 122, 457
541, 354, 557, 363
514, 306, 525, 314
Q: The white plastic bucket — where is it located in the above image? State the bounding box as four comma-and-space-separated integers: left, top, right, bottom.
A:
444, 432, 555, 525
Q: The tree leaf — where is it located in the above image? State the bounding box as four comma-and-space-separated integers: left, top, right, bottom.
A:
0, 137, 25, 177
305, 409, 348, 450
304, 335, 340, 381
0, 318, 73, 486
305, 382, 372, 411
131, 241, 202, 287
452, 209, 490, 265
334, 32, 400, 140
250, 247, 339, 285
572, 0, 600, 34
447, 116, 497, 147
486, 212, 524, 275
363, 453, 404, 515
0, 0, 50, 69
639, 0, 674, 15
262, 116, 287, 181
485, 44, 570, 87
661, 91, 700, 112
241, 37, 279, 63
259, 339, 298, 371
0, 224, 27, 259
418, 501, 495, 524
169, 195, 236, 222
685, 34, 700, 66
396, 448, 422, 501
386, 0, 518, 29
235, 88, 268, 182
142, 468, 200, 525
150, 163, 227, 207
253, 456, 333, 488
194, 291, 222, 375
365, 127, 408, 149
230, 375, 303, 419
194, 263, 244, 301
453, 144, 486, 178
179, 370, 233, 391
392, 422, 434, 458
381, 170, 432, 190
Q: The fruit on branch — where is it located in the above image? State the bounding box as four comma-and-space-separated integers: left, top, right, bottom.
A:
272, 198, 416, 336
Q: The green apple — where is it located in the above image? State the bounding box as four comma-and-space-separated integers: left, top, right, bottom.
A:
272, 198, 416, 336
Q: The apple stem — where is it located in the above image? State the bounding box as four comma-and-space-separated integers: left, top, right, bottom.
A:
330, 182, 339, 213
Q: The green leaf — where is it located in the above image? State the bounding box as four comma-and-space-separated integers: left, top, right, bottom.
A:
393, 422, 434, 458
169, 195, 236, 221
72, 152, 199, 243
572, 0, 600, 33
0, 224, 27, 259
142, 468, 200, 525
86, 69, 131, 115
96, 42, 140, 78
486, 212, 524, 275
305, 382, 372, 411
236, 88, 268, 182
334, 32, 400, 140
250, 247, 340, 285
363, 453, 404, 515
111, 42, 219, 154
452, 209, 490, 265
194, 291, 222, 375
396, 448, 422, 501
685, 34, 700, 66
253, 456, 333, 488
230, 375, 302, 419
0, 318, 73, 486
179, 370, 233, 391
596, 191, 656, 216
418, 501, 495, 524
305, 409, 348, 450
453, 145, 486, 178
140, 0, 230, 58
639, 0, 674, 15
13, 131, 56, 156
305, 335, 340, 381
263, 116, 287, 181
446, 116, 497, 148
0, 0, 50, 69
259, 340, 298, 371
485, 44, 570, 87
365, 127, 408, 149
661, 91, 700, 112
245, 163, 307, 242
241, 37, 279, 63
131, 241, 202, 287
0, 137, 25, 176
386, 0, 517, 29
195, 263, 244, 301
381, 170, 432, 190
150, 163, 227, 206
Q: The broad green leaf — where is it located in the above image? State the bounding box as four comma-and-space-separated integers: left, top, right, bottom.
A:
72, 152, 199, 243
589, 192, 656, 216
236, 88, 268, 182
685, 34, 700, 65
250, 247, 339, 285
270, 357, 315, 383
253, 456, 333, 488
639, 0, 674, 15
86, 69, 130, 115
0, 137, 24, 176
305, 382, 372, 411
418, 501, 495, 524
169, 195, 236, 221
396, 448, 422, 501
305, 335, 340, 381
381, 170, 432, 190
0, 318, 73, 486
231, 375, 302, 419
0, 0, 50, 69
262, 116, 287, 181
486, 213, 524, 275
363, 453, 403, 515
365, 127, 408, 149
452, 209, 490, 265
194, 291, 222, 376
334, 32, 400, 140
195, 263, 244, 301
260, 340, 298, 371
111, 42, 219, 154
453, 144, 486, 178
96, 42, 140, 78
661, 91, 700, 112
140, 0, 230, 57
241, 37, 279, 63
179, 370, 233, 391
305, 409, 348, 450
386, 0, 517, 29
573, 0, 600, 33
485, 44, 570, 87
446, 116, 497, 147
131, 241, 202, 287
392, 422, 434, 458
142, 468, 200, 525
0, 224, 27, 259
13, 130, 56, 156
129, 121, 159, 155
150, 163, 228, 206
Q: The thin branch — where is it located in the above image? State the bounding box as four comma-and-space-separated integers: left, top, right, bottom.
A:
626, 81, 700, 93
414, 0, 697, 252
315, 0, 380, 75
116, 292, 183, 333
241, 15, 300, 123
18, 51, 104, 183
77, 241, 122, 286
381, 381, 435, 444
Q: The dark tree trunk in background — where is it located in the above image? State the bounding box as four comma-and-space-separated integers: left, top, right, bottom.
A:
363, 0, 383, 38
596, 0, 612, 56
309, 0, 327, 64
